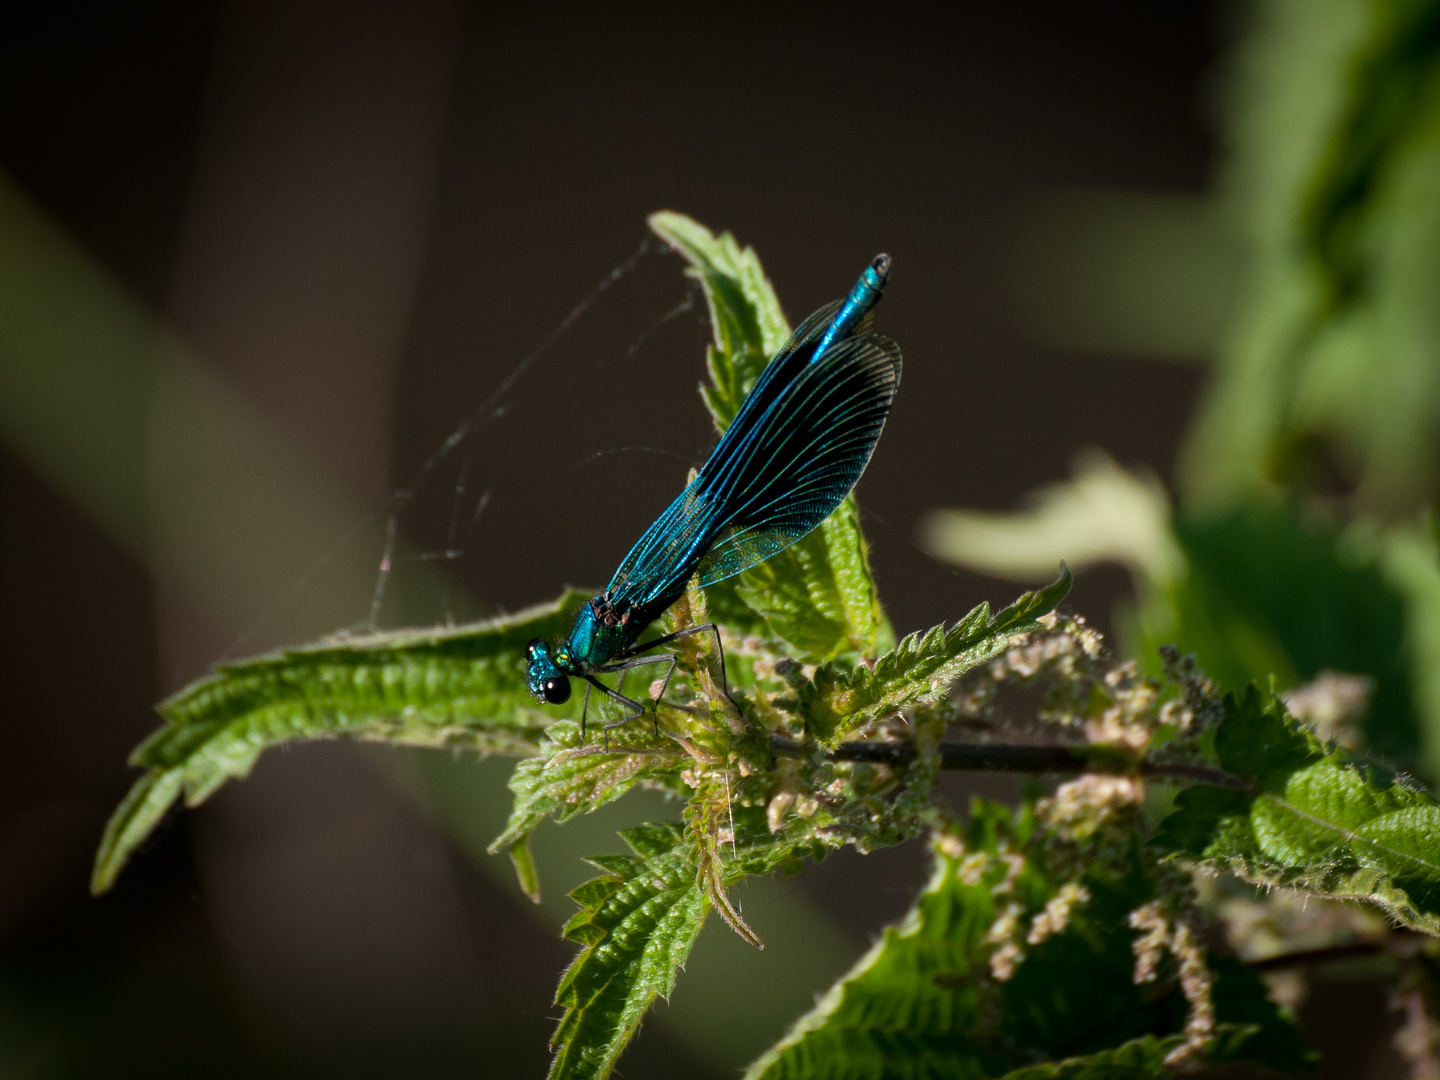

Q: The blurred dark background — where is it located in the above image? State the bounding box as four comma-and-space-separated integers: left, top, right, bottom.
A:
0, 2, 1399, 1077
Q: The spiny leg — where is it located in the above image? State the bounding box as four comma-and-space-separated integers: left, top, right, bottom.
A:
597, 652, 680, 736
626, 623, 741, 720
579, 679, 592, 743
650, 652, 679, 735
583, 675, 647, 750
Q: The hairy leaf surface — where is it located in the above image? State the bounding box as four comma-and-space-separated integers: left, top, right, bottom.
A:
92, 590, 587, 893
547, 823, 708, 1080
1155, 683, 1440, 933
489, 720, 683, 899
550, 800, 831, 1080
801, 565, 1072, 745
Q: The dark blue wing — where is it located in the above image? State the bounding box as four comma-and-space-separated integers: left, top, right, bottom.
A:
712, 300, 843, 436
602, 476, 714, 610
601, 300, 845, 608
605, 328, 901, 607
776, 300, 845, 361
691, 333, 901, 586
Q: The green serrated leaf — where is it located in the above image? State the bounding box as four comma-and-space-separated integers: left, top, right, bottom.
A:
1214, 682, 1324, 791
488, 721, 680, 865
745, 799, 1309, 1080
799, 565, 1072, 745
1151, 785, 1254, 855
1156, 682, 1440, 934
89, 768, 185, 895
647, 211, 789, 426
730, 497, 895, 661
92, 590, 589, 894
582, 853, 647, 878
547, 823, 708, 1080
546, 800, 826, 1080
647, 211, 894, 661
996, 1035, 1186, 1079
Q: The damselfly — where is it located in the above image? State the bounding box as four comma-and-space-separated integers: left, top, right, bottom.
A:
527, 254, 901, 738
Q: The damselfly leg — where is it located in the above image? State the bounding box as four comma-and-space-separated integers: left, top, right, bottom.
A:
578, 623, 739, 746
624, 622, 742, 724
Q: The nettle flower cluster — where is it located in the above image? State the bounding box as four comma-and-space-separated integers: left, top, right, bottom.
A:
938, 614, 1233, 1066
958, 611, 1221, 758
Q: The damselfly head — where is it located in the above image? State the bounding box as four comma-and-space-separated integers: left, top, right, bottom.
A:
526, 637, 572, 704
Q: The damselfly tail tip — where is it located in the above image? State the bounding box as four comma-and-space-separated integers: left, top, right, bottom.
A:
871, 253, 892, 282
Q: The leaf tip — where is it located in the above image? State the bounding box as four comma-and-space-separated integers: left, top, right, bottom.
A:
90, 768, 185, 895
646, 211, 708, 259
509, 835, 543, 904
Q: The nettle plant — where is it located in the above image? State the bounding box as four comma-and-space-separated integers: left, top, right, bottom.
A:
93, 217, 1440, 1079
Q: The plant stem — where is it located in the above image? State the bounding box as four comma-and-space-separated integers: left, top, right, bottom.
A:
768, 736, 1251, 790
1244, 941, 1389, 971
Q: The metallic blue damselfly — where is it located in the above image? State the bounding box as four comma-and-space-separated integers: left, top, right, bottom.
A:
527, 254, 902, 738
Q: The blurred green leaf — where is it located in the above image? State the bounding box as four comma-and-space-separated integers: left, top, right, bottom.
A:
921, 451, 1182, 586
1155, 684, 1440, 934
925, 460, 1422, 766
1159, 506, 1416, 762
1184, 0, 1440, 512
1380, 519, 1440, 776
91, 590, 587, 894
1301, 0, 1440, 306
